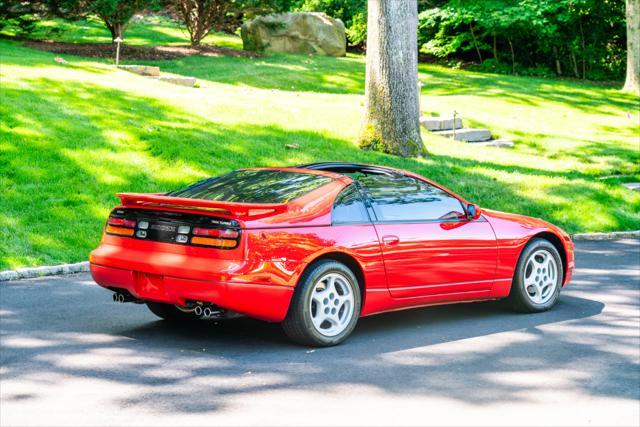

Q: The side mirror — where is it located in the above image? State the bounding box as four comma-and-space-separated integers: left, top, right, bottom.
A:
467, 203, 481, 220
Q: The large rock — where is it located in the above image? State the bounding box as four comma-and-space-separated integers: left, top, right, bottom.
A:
241, 12, 346, 57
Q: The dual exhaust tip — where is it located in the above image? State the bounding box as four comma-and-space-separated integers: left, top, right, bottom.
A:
194, 305, 217, 317
112, 292, 137, 303
112, 292, 221, 318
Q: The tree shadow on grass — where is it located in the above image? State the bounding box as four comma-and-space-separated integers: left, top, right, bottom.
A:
1, 77, 638, 268
419, 66, 640, 117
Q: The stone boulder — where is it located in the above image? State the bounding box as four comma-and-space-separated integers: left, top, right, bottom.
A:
241, 12, 346, 57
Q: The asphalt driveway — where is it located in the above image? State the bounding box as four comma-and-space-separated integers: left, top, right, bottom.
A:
1, 239, 638, 426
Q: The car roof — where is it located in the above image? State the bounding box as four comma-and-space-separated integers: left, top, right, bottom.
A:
295, 162, 401, 177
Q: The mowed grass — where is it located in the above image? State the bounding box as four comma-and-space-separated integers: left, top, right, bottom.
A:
0, 20, 639, 268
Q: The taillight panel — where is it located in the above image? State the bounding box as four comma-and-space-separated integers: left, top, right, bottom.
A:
105, 208, 241, 249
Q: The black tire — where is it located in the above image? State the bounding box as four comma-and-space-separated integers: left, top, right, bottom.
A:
146, 302, 200, 322
282, 260, 361, 347
507, 238, 564, 313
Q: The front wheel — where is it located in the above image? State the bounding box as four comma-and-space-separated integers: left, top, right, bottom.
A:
508, 238, 564, 313
282, 260, 361, 347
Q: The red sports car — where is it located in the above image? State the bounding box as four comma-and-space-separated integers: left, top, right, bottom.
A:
90, 162, 574, 346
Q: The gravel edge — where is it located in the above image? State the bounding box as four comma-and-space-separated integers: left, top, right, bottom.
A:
1, 230, 638, 282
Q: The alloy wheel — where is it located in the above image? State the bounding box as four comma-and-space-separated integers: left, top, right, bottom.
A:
309, 272, 355, 337
523, 249, 559, 304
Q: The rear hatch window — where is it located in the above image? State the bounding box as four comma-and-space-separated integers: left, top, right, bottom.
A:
167, 169, 333, 203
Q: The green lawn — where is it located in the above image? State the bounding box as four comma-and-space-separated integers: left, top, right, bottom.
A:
0, 20, 639, 269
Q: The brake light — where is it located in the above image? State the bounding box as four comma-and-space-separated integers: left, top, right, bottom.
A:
191, 236, 237, 248
107, 217, 137, 228
193, 227, 239, 238
105, 225, 135, 236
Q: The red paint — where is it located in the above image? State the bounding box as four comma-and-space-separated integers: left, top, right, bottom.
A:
90, 166, 574, 323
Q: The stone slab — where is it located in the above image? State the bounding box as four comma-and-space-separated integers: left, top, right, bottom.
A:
622, 182, 640, 191
118, 65, 160, 77
157, 76, 197, 87
432, 128, 492, 142
420, 116, 463, 131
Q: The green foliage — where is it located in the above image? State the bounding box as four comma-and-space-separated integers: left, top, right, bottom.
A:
88, 0, 152, 39
297, 0, 366, 47
418, 0, 627, 80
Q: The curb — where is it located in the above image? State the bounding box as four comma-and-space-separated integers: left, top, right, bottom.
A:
571, 230, 640, 241
1, 230, 639, 282
0, 261, 89, 282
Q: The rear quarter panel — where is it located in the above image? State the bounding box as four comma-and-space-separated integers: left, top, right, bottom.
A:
241, 224, 388, 313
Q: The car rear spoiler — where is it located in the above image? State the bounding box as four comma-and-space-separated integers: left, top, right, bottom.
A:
117, 193, 288, 217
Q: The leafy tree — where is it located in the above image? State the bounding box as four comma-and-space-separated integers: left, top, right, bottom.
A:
169, 0, 236, 45
417, 0, 627, 80
88, 0, 150, 41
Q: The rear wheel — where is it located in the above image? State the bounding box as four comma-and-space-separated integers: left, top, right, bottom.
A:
508, 238, 563, 313
282, 260, 361, 347
146, 302, 200, 322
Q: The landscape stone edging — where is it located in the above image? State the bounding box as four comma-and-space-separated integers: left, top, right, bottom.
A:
570, 230, 640, 240
0, 261, 89, 282
1, 230, 638, 282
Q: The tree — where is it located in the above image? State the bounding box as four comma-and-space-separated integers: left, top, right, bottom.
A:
171, 0, 235, 46
358, 0, 424, 157
623, 0, 640, 93
90, 0, 148, 41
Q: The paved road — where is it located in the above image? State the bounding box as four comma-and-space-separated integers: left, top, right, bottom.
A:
1, 240, 638, 426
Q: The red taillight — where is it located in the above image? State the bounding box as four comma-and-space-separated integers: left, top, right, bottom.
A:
193, 227, 239, 239
108, 217, 136, 228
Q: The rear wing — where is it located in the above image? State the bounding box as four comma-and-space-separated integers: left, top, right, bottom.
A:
117, 193, 288, 218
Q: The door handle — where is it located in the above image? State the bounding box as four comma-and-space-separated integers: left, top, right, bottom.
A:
382, 235, 400, 246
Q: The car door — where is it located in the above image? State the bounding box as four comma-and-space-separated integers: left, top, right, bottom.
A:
357, 174, 498, 301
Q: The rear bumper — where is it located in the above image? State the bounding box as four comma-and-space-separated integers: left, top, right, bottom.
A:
90, 263, 294, 322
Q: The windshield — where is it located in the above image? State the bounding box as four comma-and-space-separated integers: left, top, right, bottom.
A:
166, 169, 333, 204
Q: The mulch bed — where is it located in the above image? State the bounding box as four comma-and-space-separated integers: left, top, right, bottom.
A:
23, 39, 261, 60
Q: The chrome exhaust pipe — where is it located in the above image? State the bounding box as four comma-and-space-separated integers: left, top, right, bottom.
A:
112, 293, 119, 302
203, 307, 213, 317
194, 306, 203, 316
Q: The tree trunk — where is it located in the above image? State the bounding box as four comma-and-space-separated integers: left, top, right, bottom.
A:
553, 45, 562, 76
104, 20, 124, 42
570, 46, 579, 78
470, 23, 483, 62
507, 37, 516, 74
623, 0, 640, 93
493, 34, 498, 63
359, 0, 424, 157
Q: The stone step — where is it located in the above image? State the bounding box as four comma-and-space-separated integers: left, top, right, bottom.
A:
432, 128, 492, 142
420, 116, 463, 131
118, 65, 160, 77
156, 76, 197, 87
623, 182, 640, 191
471, 139, 515, 148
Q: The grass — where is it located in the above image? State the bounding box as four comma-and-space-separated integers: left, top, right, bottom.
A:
0, 19, 639, 269
2, 15, 243, 49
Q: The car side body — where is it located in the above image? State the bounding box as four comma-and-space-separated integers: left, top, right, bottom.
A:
90, 163, 574, 333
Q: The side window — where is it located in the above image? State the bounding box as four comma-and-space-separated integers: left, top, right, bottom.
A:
332, 185, 370, 225
358, 175, 466, 222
